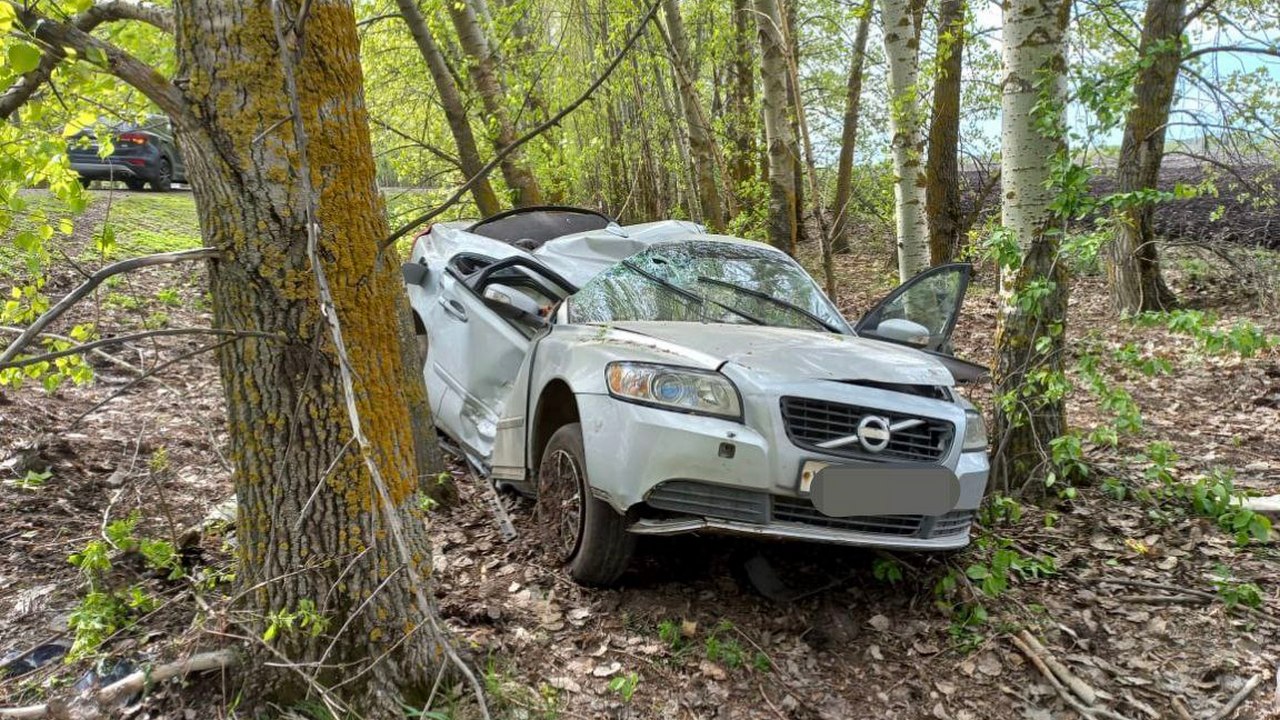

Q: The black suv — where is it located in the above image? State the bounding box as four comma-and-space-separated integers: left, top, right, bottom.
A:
68, 115, 187, 191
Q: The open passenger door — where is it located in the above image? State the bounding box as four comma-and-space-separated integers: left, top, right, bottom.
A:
854, 263, 988, 383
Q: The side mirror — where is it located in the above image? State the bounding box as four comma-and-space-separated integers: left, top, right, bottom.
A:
402, 261, 430, 287
483, 283, 547, 325
872, 318, 931, 347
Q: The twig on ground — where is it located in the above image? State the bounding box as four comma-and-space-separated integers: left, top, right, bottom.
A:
467, 465, 517, 541
1099, 578, 1280, 625
1114, 594, 1211, 605
1018, 630, 1099, 706
1205, 672, 1264, 720
1172, 696, 1195, 720
0, 649, 236, 719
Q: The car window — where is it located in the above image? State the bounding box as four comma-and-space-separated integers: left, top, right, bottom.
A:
567, 241, 847, 332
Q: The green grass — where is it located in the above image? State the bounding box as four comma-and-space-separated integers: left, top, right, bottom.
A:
87, 191, 202, 259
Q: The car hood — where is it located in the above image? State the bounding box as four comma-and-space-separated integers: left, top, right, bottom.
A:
606, 321, 955, 386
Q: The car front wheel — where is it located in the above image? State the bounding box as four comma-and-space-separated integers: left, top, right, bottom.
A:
535, 423, 634, 585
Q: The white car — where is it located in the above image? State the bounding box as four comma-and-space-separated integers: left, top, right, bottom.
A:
403, 207, 990, 585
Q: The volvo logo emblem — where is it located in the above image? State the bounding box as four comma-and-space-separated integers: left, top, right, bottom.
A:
856, 415, 891, 453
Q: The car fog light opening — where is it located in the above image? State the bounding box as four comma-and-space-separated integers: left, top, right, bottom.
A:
606, 362, 742, 420
962, 409, 988, 451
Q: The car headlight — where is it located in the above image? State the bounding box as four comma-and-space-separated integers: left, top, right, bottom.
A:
606, 362, 742, 420
962, 409, 988, 451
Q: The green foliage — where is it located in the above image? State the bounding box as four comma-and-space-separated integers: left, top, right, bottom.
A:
1134, 310, 1279, 358
703, 621, 745, 669
872, 555, 904, 584
607, 672, 640, 702
979, 494, 1023, 528
5, 468, 52, 490
1212, 565, 1263, 610
263, 598, 329, 643
657, 618, 685, 651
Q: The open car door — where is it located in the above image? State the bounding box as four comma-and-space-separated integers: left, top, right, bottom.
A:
422, 254, 577, 465
854, 263, 988, 383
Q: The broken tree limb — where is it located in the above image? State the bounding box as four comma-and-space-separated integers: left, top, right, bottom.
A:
1010, 634, 1136, 720
0, 247, 218, 365
0, 328, 280, 371
1205, 672, 1264, 720
1018, 630, 1099, 706
0, 649, 236, 719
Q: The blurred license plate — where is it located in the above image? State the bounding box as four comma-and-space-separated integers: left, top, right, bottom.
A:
800, 461, 959, 517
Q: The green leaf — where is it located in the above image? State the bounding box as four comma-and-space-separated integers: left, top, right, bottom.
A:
965, 565, 989, 580
8, 43, 43, 75
0, 3, 16, 34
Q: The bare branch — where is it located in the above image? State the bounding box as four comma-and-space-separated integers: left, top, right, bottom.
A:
0, 328, 279, 371
0, 248, 218, 364
0, 0, 173, 120
379, 0, 663, 252
1183, 44, 1280, 62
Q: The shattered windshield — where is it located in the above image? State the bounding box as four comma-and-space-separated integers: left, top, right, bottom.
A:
567, 241, 848, 332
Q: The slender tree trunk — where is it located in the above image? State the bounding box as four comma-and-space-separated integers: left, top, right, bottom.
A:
925, 0, 965, 264
662, 0, 725, 230
754, 0, 800, 254
728, 0, 757, 202
1108, 0, 1182, 314
880, 0, 930, 280
447, 0, 544, 206
991, 0, 1071, 493
830, 1, 872, 255
782, 0, 806, 242
395, 0, 502, 216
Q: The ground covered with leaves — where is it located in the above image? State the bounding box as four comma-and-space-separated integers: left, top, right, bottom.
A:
2, 190, 1278, 719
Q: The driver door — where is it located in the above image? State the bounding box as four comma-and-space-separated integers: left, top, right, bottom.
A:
855, 263, 987, 382
423, 256, 572, 464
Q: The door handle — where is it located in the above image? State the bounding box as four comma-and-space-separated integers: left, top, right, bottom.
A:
439, 297, 468, 322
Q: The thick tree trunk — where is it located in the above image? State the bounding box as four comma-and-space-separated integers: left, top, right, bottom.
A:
829, 2, 872, 255
1108, 0, 1182, 314
880, 0, 930, 280
447, 0, 544, 206
727, 0, 757, 199
662, 0, 725, 230
396, 0, 502, 216
172, 0, 453, 709
925, 0, 965, 264
991, 0, 1071, 493
754, 0, 800, 254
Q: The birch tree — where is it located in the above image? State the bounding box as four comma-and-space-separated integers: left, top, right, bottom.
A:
661, 0, 725, 230
991, 0, 1072, 490
880, 0, 929, 280
755, 0, 801, 254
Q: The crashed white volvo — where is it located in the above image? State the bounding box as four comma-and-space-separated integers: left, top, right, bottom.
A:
403, 207, 991, 585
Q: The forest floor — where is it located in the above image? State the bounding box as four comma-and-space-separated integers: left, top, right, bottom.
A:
2, 189, 1279, 719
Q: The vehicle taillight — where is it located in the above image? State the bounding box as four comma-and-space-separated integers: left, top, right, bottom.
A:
117, 133, 148, 145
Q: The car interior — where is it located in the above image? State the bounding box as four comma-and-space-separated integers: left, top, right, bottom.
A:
466, 205, 614, 251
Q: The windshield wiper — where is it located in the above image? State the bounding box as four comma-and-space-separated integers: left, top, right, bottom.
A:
621, 261, 765, 325
696, 276, 844, 333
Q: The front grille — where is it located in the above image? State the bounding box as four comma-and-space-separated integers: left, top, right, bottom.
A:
644, 481, 975, 539
780, 397, 954, 463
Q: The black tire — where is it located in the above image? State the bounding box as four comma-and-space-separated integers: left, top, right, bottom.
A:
125, 180, 146, 191
78, 177, 92, 189
150, 159, 172, 192
535, 423, 634, 585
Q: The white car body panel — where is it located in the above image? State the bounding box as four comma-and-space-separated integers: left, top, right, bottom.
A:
406, 213, 990, 551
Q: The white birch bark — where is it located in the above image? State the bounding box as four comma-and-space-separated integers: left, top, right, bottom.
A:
880, 0, 929, 281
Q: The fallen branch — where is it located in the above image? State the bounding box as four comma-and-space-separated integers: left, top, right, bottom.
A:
0, 328, 280, 371
0, 649, 236, 719
1099, 578, 1280, 625
1010, 634, 1136, 720
1205, 672, 1264, 720
0, 248, 218, 364
1018, 630, 1099, 706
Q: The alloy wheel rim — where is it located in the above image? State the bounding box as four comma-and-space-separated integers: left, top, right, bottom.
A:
538, 448, 584, 564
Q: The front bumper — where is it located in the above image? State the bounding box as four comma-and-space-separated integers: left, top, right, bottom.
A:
71, 161, 143, 180
575, 385, 989, 551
